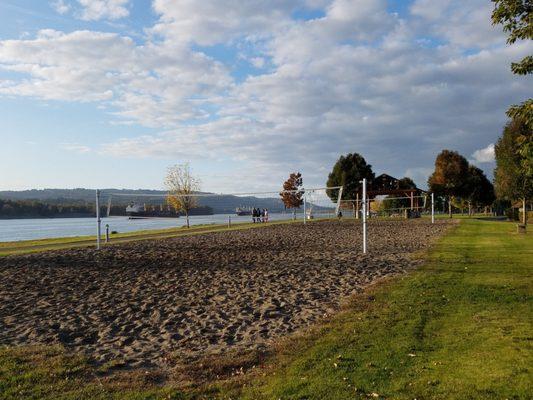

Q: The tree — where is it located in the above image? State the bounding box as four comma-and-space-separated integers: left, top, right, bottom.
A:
280, 172, 304, 217
326, 153, 375, 201
398, 177, 416, 190
428, 150, 470, 218
165, 163, 200, 228
494, 118, 533, 226
464, 165, 495, 215
492, 0, 532, 127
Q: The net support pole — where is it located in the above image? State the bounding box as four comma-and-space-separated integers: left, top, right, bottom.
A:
106, 196, 112, 217
96, 189, 101, 250
431, 192, 435, 224
356, 192, 360, 219
303, 192, 307, 225
361, 178, 367, 254
335, 186, 343, 217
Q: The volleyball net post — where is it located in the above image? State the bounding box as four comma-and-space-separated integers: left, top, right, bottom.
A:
303, 193, 307, 225
96, 189, 101, 250
431, 192, 435, 224
361, 178, 367, 254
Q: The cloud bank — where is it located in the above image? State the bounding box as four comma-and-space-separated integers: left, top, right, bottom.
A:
1, 0, 532, 190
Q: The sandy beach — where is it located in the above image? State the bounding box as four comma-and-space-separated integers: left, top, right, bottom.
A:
0, 219, 451, 368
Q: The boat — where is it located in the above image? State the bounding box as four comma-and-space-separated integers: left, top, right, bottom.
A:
125, 203, 147, 219
235, 207, 252, 216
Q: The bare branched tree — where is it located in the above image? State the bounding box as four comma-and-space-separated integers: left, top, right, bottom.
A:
165, 163, 200, 228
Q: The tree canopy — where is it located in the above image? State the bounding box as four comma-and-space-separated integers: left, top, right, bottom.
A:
280, 172, 304, 209
428, 150, 470, 217
398, 177, 417, 190
492, 0, 532, 126
326, 153, 374, 201
494, 118, 533, 204
465, 165, 496, 210
428, 150, 469, 197
165, 163, 200, 228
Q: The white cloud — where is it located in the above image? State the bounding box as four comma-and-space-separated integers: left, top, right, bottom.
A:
0, 29, 230, 122
471, 143, 495, 163
61, 143, 92, 153
250, 57, 265, 68
149, 0, 303, 45
49, 0, 130, 21
51, 0, 71, 15
1, 0, 531, 191
77, 0, 129, 21
410, 0, 503, 48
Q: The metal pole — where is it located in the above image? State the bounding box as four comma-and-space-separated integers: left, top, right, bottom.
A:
431, 193, 435, 224
105, 224, 110, 243
228, 215, 231, 228
356, 192, 359, 219
96, 189, 101, 250
303, 192, 307, 225
362, 178, 367, 254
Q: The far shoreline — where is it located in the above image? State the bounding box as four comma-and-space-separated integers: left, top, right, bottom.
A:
0, 215, 95, 220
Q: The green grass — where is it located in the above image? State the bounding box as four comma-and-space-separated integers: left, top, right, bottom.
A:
236, 218, 532, 399
0, 218, 531, 399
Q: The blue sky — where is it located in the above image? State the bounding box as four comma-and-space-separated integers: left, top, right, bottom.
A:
0, 0, 531, 192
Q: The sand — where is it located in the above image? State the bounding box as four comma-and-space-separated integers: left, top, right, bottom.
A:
0, 219, 452, 367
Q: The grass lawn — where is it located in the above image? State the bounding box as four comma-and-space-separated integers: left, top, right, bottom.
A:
0, 218, 531, 399
237, 218, 532, 399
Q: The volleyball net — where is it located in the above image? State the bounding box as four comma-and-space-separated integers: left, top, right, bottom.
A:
94, 187, 343, 248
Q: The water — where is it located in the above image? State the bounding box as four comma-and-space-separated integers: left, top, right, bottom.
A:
0, 213, 302, 242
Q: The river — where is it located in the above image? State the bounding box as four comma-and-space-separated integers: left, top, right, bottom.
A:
0, 213, 302, 242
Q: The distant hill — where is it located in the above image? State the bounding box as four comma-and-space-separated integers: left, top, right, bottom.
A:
0, 188, 288, 215
0, 188, 163, 202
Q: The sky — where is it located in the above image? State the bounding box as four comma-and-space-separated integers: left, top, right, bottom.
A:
0, 0, 531, 193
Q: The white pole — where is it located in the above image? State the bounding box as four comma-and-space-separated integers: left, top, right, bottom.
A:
106, 196, 112, 217
96, 189, 101, 250
303, 192, 307, 225
356, 192, 360, 219
335, 186, 344, 217
362, 178, 367, 254
431, 192, 435, 224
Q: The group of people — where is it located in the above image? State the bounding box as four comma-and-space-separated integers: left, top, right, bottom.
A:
252, 208, 269, 223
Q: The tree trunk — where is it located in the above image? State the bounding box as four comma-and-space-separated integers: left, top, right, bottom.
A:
186, 211, 190, 228
448, 197, 452, 218
523, 198, 527, 226
468, 201, 472, 217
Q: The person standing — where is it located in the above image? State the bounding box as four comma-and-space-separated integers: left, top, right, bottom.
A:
264, 208, 269, 223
